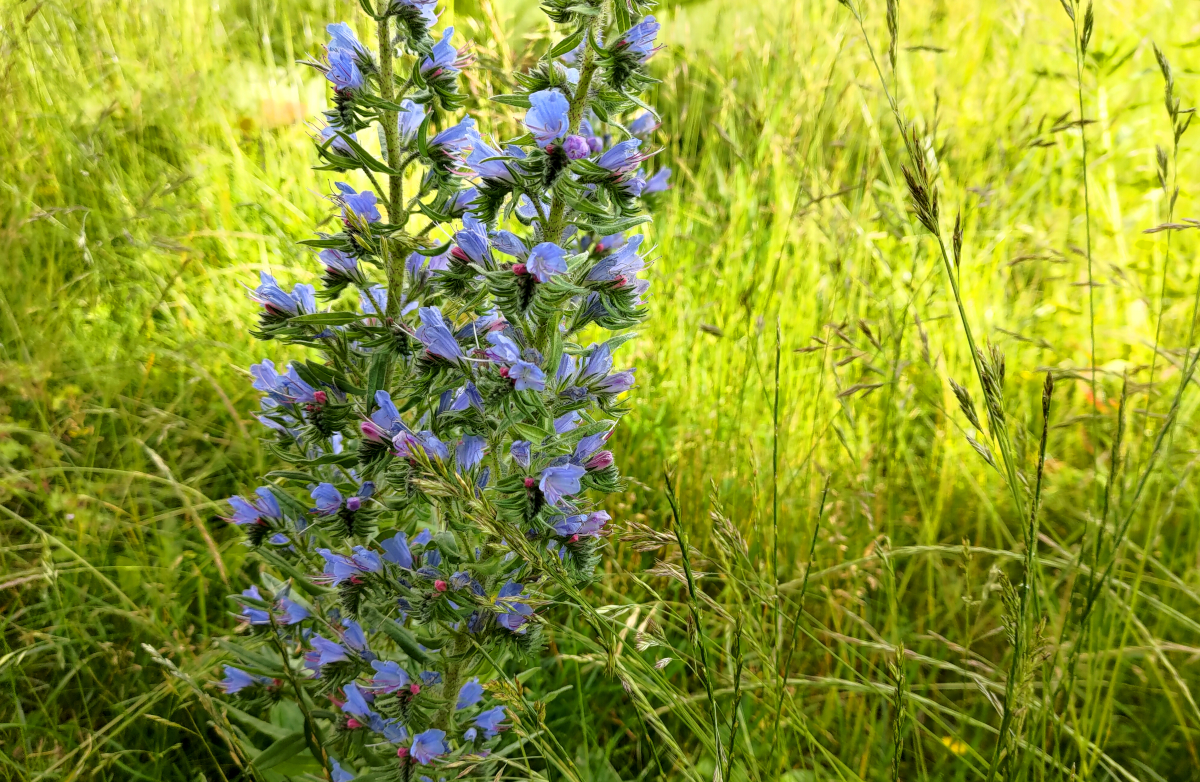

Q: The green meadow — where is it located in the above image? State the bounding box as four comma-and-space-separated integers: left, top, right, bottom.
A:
4, 0, 1200, 779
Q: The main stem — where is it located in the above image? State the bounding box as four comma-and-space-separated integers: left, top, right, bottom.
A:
377, 8, 405, 319
544, 16, 601, 243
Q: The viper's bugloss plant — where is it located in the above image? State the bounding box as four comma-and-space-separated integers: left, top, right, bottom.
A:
214, 0, 669, 779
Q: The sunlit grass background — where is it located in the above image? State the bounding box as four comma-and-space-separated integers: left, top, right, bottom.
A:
4, 0, 1200, 779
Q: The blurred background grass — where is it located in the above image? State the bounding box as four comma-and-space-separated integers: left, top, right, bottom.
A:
4, 0, 1200, 779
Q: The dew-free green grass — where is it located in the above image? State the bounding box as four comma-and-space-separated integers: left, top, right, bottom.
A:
3, 0, 1200, 779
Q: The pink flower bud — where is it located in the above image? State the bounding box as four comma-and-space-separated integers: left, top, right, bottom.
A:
346, 718, 362, 729
498, 366, 510, 378
410, 683, 421, 695
523, 477, 536, 488
397, 746, 410, 758
435, 580, 448, 592
512, 263, 527, 275
313, 390, 328, 404
585, 451, 614, 471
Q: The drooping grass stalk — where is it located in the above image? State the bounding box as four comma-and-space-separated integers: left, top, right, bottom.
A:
771, 317, 781, 660
838, 2, 1039, 776
1070, 0, 1100, 469
767, 473, 829, 772
723, 618, 744, 782
1142, 45, 1193, 444
664, 469, 725, 780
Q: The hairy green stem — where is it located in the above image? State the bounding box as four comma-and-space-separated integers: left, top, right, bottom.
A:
376, 8, 405, 320
545, 13, 602, 243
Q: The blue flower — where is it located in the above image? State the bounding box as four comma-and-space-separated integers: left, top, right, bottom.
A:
390, 0, 439, 26
644, 167, 672, 194
464, 727, 478, 741
310, 634, 349, 666
510, 440, 531, 468
278, 595, 309, 625
618, 171, 647, 197
370, 659, 412, 693
421, 27, 465, 77
381, 532, 414, 569
573, 429, 611, 462
326, 23, 364, 59
485, 331, 521, 364
429, 117, 477, 166
360, 284, 388, 316
580, 342, 613, 381
525, 89, 570, 148
318, 547, 378, 584
539, 463, 586, 505
342, 681, 375, 718
320, 247, 359, 277
311, 483, 343, 515
628, 111, 661, 136
526, 242, 568, 283
452, 214, 492, 266
467, 138, 518, 182
250, 359, 317, 404
240, 585, 270, 625
618, 15, 661, 61
397, 99, 426, 145
457, 677, 484, 709
367, 390, 407, 441
250, 272, 316, 316
509, 361, 546, 392
336, 183, 382, 223
495, 581, 533, 631
596, 139, 647, 176
553, 410, 581, 433
326, 49, 364, 91
411, 728, 448, 765
318, 123, 357, 156
415, 306, 464, 363
342, 618, 369, 652
220, 665, 269, 694
588, 235, 645, 282
330, 759, 355, 782
455, 435, 487, 471
475, 705, 508, 738
490, 230, 527, 259
597, 369, 635, 394
225, 486, 282, 526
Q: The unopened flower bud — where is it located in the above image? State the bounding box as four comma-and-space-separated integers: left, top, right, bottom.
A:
585, 451, 614, 471
523, 477, 536, 488
563, 134, 590, 160
512, 263, 527, 275
313, 390, 328, 404
435, 580, 448, 592
346, 496, 362, 512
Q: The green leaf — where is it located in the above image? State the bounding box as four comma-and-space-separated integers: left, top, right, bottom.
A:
368, 609, 432, 664
224, 703, 292, 741
252, 731, 308, 771
297, 237, 347, 249
367, 349, 390, 404
289, 312, 362, 327
416, 112, 431, 159
415, 240, 452, 256
511, 422, 554, 442
491, 93, 532, 109
549, 26, 587, 58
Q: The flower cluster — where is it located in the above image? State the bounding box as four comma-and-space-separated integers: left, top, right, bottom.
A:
217, 0, 669, 778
